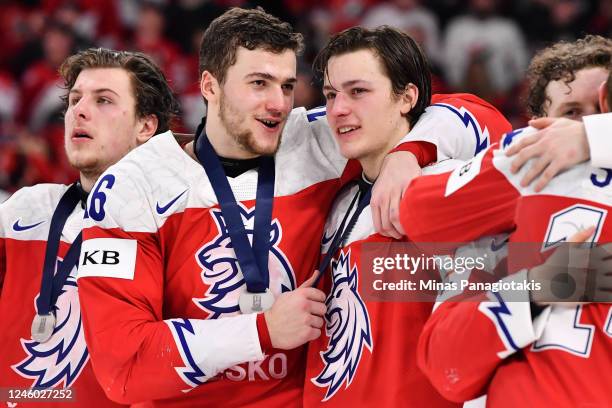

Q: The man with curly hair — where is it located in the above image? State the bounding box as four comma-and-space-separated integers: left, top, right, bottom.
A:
505, 35, 612, 190
524, 35, 611, 120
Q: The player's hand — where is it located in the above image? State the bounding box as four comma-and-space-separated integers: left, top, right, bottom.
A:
264, 273, 326, 350
505, 117, 589, 192
529, 227, 612, 306
372, 151, 421, 239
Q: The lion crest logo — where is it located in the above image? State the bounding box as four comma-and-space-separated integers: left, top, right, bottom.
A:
312, 249, 372, 400
12, 261, 88, 388
194, 206, 296, 318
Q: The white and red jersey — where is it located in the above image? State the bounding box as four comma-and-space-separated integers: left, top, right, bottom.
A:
0, 184, 125, 407
304, 160, 463, 408
400, 127, 612, 407
303, 95, 510, 407
76, 97, 510, 406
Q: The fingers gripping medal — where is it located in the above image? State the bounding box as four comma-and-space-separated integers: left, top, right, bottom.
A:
31, 312, 56, 343
239, 289, 275, 314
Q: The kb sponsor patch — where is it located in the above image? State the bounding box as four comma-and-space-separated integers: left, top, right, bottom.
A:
77, 238, 137, 280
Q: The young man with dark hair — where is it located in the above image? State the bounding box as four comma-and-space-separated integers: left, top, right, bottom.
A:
399, 64, 612, 408
76, 8, 509, 407
0, 48, 178, 406
302, 26, 511, 406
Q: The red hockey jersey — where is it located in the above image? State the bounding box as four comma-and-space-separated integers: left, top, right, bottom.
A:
0, 184, 125, 407
303, 97, 511, 407
76, 97, 509, 407
400, 127, 612, 407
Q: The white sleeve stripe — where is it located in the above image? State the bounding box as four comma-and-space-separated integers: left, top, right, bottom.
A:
166, 314, 263, 389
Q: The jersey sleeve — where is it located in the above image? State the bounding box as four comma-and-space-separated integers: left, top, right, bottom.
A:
400, 93, 512, 163
401, 126, 549, 244
583, 112, 612, 169
400, 143, 519, 243
418, 270, 551, 402
77, 163, 265, 404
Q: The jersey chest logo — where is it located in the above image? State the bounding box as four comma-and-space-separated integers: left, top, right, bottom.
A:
312, 249, 372, 401
193, 206, 296, 318
12, 262, 88, 388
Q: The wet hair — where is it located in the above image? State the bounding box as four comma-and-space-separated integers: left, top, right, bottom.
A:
60, 47, 179, 133
313, 25, 431, 126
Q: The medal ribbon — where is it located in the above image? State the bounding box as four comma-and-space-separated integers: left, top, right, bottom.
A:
36, 183, 83, 316
194, 127, 274, 293
313, 180, 372, 287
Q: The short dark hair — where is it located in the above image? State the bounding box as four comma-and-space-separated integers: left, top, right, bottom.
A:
313, 26, 431, 127
60, 48, 179, 133
198, 7, 304, 84
526, 35, 612, 117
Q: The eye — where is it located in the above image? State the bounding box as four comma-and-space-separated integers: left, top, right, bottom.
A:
97, 97, 112, 104
69, 96, 80, 106
282, 83, 294, 92
563, 109, 580, 120
325, 92, 336, 101
252, 80, 266, 87
351, 87, 367, 96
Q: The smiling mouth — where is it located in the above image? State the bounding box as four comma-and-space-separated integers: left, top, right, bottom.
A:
337, 126, 360, 135
256, 118, 281, 130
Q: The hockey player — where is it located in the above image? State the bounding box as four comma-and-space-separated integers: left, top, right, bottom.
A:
302, 26, 511, 406
400, 64, 612, 408
503, 35, 612, 190
0, 48, 178, 406
76, 8, 511, 407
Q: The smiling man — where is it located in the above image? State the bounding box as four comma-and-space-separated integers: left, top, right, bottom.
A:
75, 7, 512, 408
302, 26, 511, 407
0, 48, 178, 407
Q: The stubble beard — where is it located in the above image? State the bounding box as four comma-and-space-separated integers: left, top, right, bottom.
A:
219, 92, 282, 157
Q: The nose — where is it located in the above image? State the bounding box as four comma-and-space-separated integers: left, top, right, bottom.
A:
72, 97, 91, 121
265, 86, 289, 115
328, 92, 350, 118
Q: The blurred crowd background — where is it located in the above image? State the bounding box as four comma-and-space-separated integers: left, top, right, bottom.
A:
0, 0, 610, 194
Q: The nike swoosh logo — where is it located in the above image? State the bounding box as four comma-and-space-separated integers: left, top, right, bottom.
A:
156, 190, 187, 215
321, 229, 335, 246
490, 237, 509, 252
13, 219, 46, 232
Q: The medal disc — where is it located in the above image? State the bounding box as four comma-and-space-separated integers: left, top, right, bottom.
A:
31, 312, 56, 343
239, 289, 275, 314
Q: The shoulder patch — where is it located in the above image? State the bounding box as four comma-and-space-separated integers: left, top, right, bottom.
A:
445, 149, 488, 197
78, 238, 137, 280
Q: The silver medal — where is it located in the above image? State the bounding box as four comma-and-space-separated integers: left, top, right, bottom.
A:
31, 312, 56, 343
239, 289, 275, 314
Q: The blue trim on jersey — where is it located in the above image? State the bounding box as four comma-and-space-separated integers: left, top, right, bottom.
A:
432, 103, 488, 155
169, 319, 207, 387
306, 107, 326, 123
502, 128, 526, 149
487, 292, 520, 351
543, 205, 605, 250
533, 306, 593, 356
